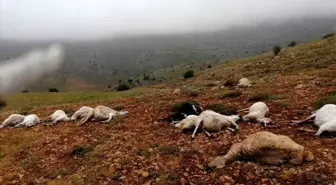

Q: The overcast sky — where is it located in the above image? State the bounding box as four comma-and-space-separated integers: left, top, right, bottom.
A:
0, 0, 335, 40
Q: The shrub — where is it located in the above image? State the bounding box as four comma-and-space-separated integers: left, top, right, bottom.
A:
248, 92, 284, 101
159, 145, 179, 155
248, 92, 270, 101
116, 83, 130, 91
205, 82, 217, 87
21, 90, 29, 93
183, 70, 194, 79
219, 91, 242, 99
0, 99, 7, 110
204, 104, 237, 115
272, 46, 281, 56
315, 91, 336, 109
127, 79, 133, 84
143, 74, 150, 81
181, 89, 200, 97
111, 104, 125, 111
321, 33, 335, 40
223, 78, 237, 87
70, 146, 92, 157
208, 65, 212, 68
107, 85, 111, 89
288, 41, 297, 47
48, 88, 59, 92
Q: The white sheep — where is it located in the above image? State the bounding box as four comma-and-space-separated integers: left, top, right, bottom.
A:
79, 105, 129, 125
238, 102, 272, 126
292, 104, 336, 136
0, 114, 26, 128
208, 131, 314, 169
70, 106, 94, 121
45, 110, 70, 125
237, 78, 251, 88
175, 110, 241, 139
14, 114, 40, 128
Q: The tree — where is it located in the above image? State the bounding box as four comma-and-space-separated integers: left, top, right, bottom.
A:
116, 83, 130, 91
183, 70, 194, 79
288, 41, 296, 47
48, 88, 59, 92
272, 46, 281, 56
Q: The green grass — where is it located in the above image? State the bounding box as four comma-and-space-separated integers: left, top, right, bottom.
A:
315, 90, 336, 109
218, 91, 242, 99
248, 92, 285, 102
2, 88, 153, 111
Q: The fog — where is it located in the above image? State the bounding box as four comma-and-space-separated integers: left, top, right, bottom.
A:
0, 44, 64, 95
0, 0, 335, 40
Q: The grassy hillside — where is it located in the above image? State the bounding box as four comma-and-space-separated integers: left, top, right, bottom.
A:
0, 37, 335, 185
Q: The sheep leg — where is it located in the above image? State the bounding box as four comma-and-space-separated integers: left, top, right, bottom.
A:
78, 109, 94, 125
102, 112, 114, 123
208, 143, 241, 169
191, 120, 203, 139
50, 117, 64, 125
291, 113, 316, 125
204, 130, 211, 137
237, 107, 249, 112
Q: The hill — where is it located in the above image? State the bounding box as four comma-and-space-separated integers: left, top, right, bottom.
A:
0, 16, 335, 91
0, 36, 335, 184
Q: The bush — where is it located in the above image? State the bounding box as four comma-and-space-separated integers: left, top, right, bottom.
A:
219, 91, 242, 99
70, 146, 92, 157
223, 78, 237, 87
181, 89, 200, 97
159, 145, 179, 155
321, 33, 335, 40
208, 65, 212, 68
127, 79, 133, 84
248, 92, 284, 102
0, 99, 7, 110
315, 91, 336, 109
21, 90, 29, 93
48, 88, 59, 92
204, 104, 237, 115
272, 46, 281, 56
183, 70, 194, 79
248, 92, 270, 101
288, 41, 297, 47
116, 83, 130, 91
143, 74, 150, 81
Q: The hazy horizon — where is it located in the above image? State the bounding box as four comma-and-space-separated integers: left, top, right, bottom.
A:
1, 0, 335, 41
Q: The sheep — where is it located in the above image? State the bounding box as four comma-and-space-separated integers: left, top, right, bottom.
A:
45, 110, 70, 125
14, 114, 40, 128
70, 106, 94, 122
238, 102, 273, 126
0, 43, 64, 96
208, 131, 314, 169
79, 105, 129, 125
237, 78, 251, 88
292, 104, 336, 136
0, 114, 26, 128
175, 110, 241, 139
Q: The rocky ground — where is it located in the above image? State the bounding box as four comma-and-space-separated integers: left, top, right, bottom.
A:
1, 72, 336, 185
0, 37, 336, 185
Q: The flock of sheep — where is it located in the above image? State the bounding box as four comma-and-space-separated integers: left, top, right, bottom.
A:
0, 105, 129, 128
0, 77, 335, 170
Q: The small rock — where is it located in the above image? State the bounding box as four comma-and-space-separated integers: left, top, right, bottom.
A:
143, 180, 151, 185
219, 176, 225, 182
172, 88, 181, 94
138, 169, 149, 177
295, 84, 305, 89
